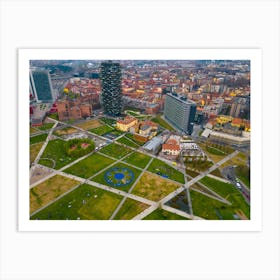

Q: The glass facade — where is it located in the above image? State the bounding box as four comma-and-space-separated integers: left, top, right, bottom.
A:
30, 70, 54, 102
164, 93, 196, 135
100, 61, 123, 116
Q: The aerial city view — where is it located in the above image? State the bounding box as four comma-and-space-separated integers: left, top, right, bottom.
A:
29, 59, 250, 220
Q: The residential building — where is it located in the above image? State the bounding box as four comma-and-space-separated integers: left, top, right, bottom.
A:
100, 61, 123, 116
162, 138, 180, 156
116, 116, 138, 132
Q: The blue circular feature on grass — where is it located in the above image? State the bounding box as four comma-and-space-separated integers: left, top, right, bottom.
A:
114, 173, 125, 180
104, 167, 134, 187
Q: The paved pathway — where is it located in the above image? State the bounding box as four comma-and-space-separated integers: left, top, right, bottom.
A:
30, 121, 58, 179
30, 117, 242, 221
133, 150, 239, 220
109, 157, 154, 220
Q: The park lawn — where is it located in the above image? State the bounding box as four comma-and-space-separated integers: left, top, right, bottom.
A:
190, 183, 223, 199
31, 184, 122, 220
64, 153, 114, 178
99, 142, 132, 159
151, 115, 175, 131
30, 126, 39, 135
37, 122, 55, 131
199, 143, 227, 163
48, 113, 59, 120
76, 119, 103, 130
30, 142, 43, 164
132, 172, 180, 201
185, 158, 213, 172
89, 124, 114, 135
53, 127, 79, 136
91, 162, 141, 192
100, 117, 116, 126
235, 165, 250, 188
143, 208, 189, 220
116, 136, 139, 148
210, 168, 224, 178
123, 151, 152, 169
147, 158, 185, 184
125, 133, 145, 146
199, 176, 250, 219
113, 198, 150, 220
78, 190, 122, 220
38, 139, 85, 169
190, 189, 237, 220
186, 169, 200, 178
30, 175, 79, 214
30, 133, 48, 145
220, 152, 247, 169
106, 130, 123, 137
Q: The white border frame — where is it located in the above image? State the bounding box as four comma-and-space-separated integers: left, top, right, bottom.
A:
19, 48, 262, 232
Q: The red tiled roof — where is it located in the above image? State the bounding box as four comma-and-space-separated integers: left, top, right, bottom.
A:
162, 144, 180, 151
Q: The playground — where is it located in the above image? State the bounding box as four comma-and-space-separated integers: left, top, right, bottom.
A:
104, 167, 134, 187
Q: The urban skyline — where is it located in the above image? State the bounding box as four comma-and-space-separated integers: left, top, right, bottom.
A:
29, 58, 251, 221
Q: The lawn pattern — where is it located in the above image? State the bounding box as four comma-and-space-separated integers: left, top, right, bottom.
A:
64, 153, 114, 178
132, 172, 180, 201
30, 175, 79, 214
147, 158, 185, 184
31, 184, 122, 220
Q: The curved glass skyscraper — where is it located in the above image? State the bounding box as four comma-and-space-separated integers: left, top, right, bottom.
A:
100, 61, 123, 116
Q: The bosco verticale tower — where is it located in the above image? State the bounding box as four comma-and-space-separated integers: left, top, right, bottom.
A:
100, 61, 123, 116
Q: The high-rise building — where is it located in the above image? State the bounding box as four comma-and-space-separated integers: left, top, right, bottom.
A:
100, 61, 122, 116
29, 69, 54, 103
164, 93, 197, 135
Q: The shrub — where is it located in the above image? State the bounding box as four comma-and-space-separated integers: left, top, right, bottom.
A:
65, 138, 95, 158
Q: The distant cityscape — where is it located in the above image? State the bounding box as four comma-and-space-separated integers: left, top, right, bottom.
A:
29, 59, 250, 221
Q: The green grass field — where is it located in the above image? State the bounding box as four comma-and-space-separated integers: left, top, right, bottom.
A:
99, 143, 132, 159
190, 190, 238, 220
113, 198, 150, 220
132, 172, 180, 201
89, 124, 114, 135
235, 165, 250, 188
100, 117, 116, 126
31, 184, 123, 220
91, 163, 141, 192
206, 146, 226, 156
147, 158, 185, 184
30, 142, 44, 164
63, 153, 114, 178
30, 133, 48, 145
30, 126, 39, 134
151, 116, 175, 130
38, 139, 87, 169
116, 136, 139, 148
48, 113, 59, 120
123, 151, 151, 169
30, 175, 79, 214
199, 176, 250, 219
143, 208, 189, 220
37, 123, 55, 131
210, 168, 224, 178
186, 169, 200, 178
125, 133, 145, 146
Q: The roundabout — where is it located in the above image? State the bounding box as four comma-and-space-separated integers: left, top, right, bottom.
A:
104, 167, 134, 187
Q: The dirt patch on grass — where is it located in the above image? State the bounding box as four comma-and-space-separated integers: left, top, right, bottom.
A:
132, 172, 180, 201
54, 127, 78, 136
76, 119, 103, 130
30, 175, 79, 214
30, 142, 44, 164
